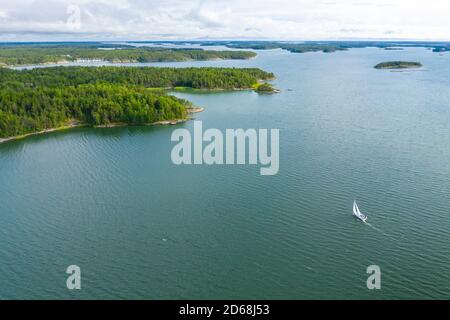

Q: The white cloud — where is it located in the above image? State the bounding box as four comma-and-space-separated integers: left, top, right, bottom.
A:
0, 0, 449, 40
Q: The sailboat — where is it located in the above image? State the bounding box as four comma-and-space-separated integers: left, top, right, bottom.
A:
353, 201, 368, 223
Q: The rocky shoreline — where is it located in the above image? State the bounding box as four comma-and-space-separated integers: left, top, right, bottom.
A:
0, 108, 205, 145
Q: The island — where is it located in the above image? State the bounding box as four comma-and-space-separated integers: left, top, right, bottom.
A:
254, 82, 280, 94
0, 67, 276, 142
201, 41, 450, 53
0, 43, 256, 67
132, 40, 450, 54
374, 61, 422, 69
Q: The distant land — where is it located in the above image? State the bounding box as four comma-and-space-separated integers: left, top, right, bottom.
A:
1, 41, 448, 68
127, 40, 450, 54
374, 61, 423, 69
0, 43, 256, 67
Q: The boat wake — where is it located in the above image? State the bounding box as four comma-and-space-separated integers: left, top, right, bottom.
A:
353, 201, 396, 240
364, 221, 400, 243
365, 222, 384, 234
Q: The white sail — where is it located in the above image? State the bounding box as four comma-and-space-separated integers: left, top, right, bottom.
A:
353, 200, 367, 222
355, 202, 361, 215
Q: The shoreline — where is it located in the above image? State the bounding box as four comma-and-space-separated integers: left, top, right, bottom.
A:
5, 56, 256, 69
0, 108, 205, 145
0, 122, 87, 144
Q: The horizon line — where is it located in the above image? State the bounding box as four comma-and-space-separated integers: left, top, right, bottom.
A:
1, 39, 450, 43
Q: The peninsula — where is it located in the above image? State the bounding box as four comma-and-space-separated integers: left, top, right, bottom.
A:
0, 67, 275, 142
0, 43, 256, 67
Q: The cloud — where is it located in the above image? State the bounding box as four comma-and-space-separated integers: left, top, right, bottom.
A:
185, 1, 233, 29
0, 0, 449, 41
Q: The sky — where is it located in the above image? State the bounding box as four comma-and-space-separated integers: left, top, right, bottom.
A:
0, 0, 449, 41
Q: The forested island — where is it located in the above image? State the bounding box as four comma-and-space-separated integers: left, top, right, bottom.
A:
374, 61, 422, 69
204, 41, 450, 53
0, 67, 275, 141
0, 66, 274, 89
254, 82, 279, 93
223, 42, 346, 53
0, 43, 256, 67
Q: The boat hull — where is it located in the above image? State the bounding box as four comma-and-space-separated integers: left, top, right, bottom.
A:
354, 214, 368, 223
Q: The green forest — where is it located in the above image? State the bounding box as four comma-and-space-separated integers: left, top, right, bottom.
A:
0, 66, 274, 90
0, 44, 256, 66
0, 84, 190, 138
0, 67, 274, 139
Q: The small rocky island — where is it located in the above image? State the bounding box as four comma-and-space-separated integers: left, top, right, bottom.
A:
254, 82, 280, 94
374, 61, 422, 69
